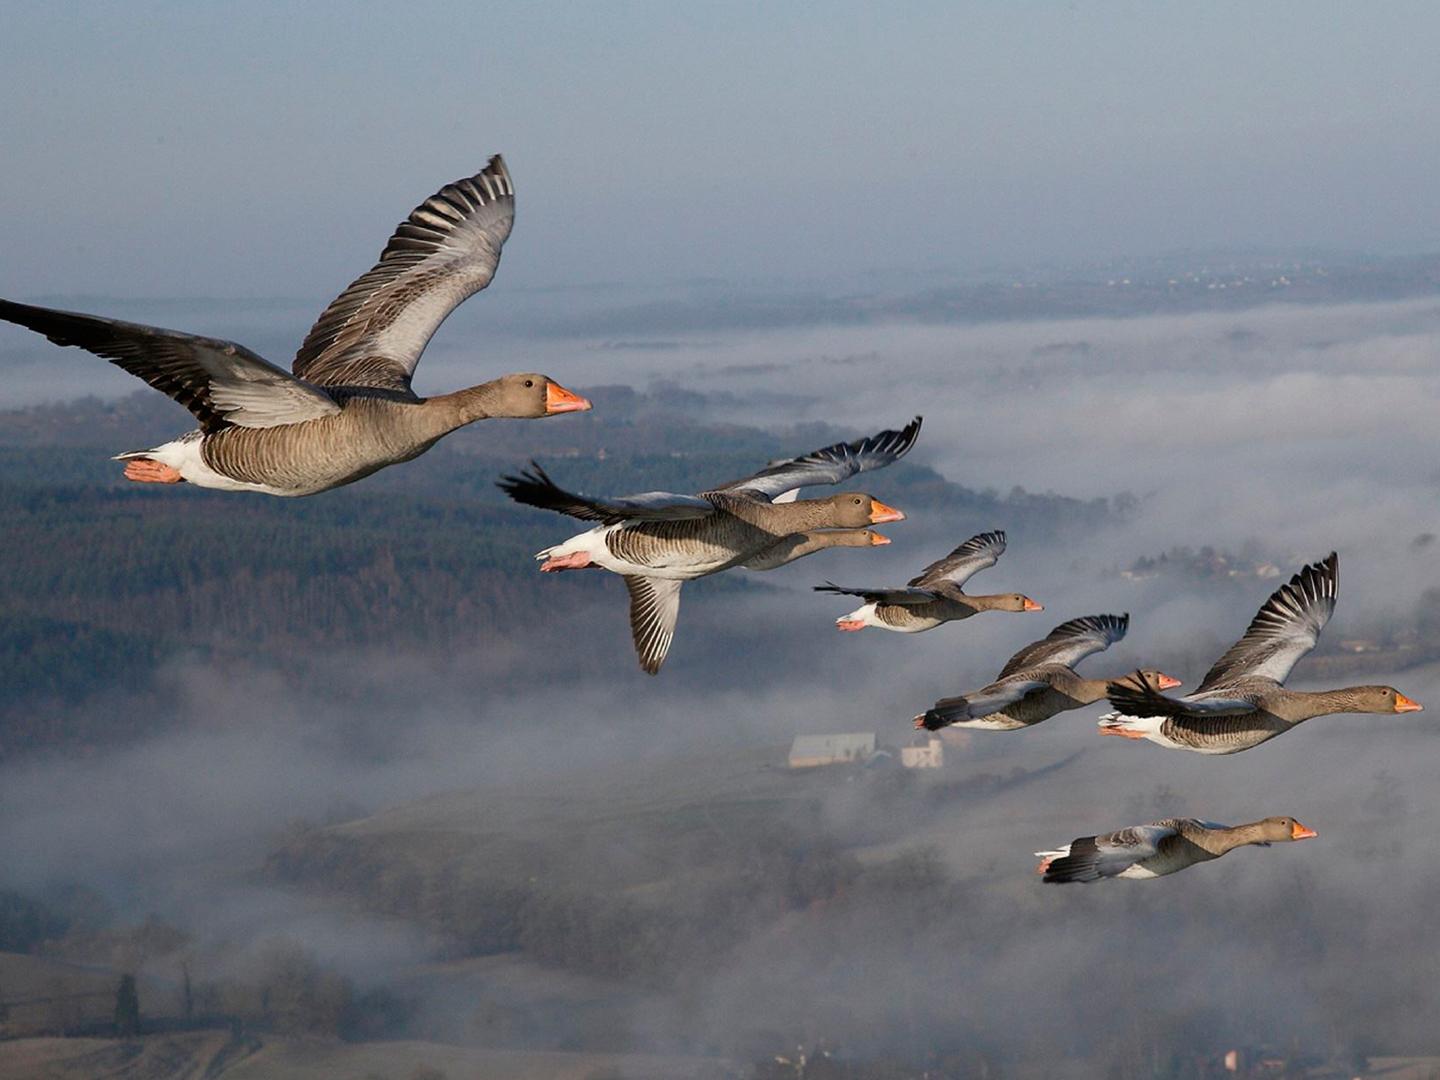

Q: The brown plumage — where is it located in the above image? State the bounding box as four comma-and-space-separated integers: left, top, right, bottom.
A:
1036, 816, 1317, 883
498, 419, 921, 673
1099, 554, 1423, 753
914, 613, 1180, 731
816, 530, 1043, 633
0, 157, 592, 496
741, 529, 890, 571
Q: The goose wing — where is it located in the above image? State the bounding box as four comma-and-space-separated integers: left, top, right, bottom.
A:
291, 156, 515, 392
922, 675, 1050, 727
812, 582, 940, 606
1196, 553, 1338, 692
998, 613, 1129, 678
1036, 821, 1179, 883
497, 462, 715, 525
0, 298, 339, 434
713, 416, 921, 501
908, 530, 1006, 589
624, 576, 683, 675
1104, 673, 1255, 720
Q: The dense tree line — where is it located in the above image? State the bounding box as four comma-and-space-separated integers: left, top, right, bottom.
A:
0, 395, 1119, 756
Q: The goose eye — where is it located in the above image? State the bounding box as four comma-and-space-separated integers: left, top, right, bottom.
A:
524, 379, 535, 388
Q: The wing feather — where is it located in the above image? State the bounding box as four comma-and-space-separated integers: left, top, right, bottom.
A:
908, 530, 1006, 589
1104, 672, 1255, 720
812, 582, 939, 606
0, 298, 339, 434
1037, 822, 1177, 883
1197, 553, 1337, 691
715, 416, 921, 500
624, 576, 683, 675
497, 463, 715, 525
920, 675, 1050, 729
998, 613, 1128, 678
291, 155, 515, 391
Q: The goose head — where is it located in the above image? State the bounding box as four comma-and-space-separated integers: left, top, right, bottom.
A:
989, 593, 1044, 613
1337, 686, 1424, 714
1135, 668, 1183, 690
819, 492, 906, 528
1110, 669, 1182, 692
490, 374, 593, 418
1257, 816, 1319, 843
833, 529, 891, 548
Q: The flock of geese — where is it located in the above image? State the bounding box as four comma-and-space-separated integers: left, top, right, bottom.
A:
1, 156, 1425, 886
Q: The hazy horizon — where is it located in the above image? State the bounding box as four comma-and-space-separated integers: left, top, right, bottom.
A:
4, 3, 1440, 300
3, 5, 1440, 1074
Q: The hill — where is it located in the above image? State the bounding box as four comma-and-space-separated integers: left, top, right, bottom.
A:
0, 391, 1119, 757
0, 1032, 732, 1080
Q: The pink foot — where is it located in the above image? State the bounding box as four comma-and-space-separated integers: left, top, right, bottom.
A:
836, 619, 867, 632
1036, 858, 1053, 875
1099, 727, 1146, 740
540, 551, 593, 572
123, 459, 183, 484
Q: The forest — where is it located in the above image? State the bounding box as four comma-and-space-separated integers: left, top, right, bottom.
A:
0, 390, 1118, 756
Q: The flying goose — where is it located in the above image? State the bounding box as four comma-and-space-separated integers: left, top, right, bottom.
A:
1035, 816, 1317, 883
0, 157, 591, 497
1098, 553, 1422, 753
914, 613, 1180, 731
742, 529, 892, 571
497, 418, 921, 673
814, 531, 1041, 632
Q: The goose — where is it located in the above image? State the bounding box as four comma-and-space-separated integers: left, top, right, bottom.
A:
913, 613, 1180, 731
814, 531, 1041, 632
1098, 553, 1422, 753
0, 156, 591, 497
1035, 816, 1317, 883
742, 528, 891, 571
538, 527, 892, 572
497, 418, 921, 673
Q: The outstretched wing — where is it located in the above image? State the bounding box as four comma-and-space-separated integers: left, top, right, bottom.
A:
1104, 673, 1255, 720
496, 462, 715, 525
1196, 553, 1338, 692
920, 675, 1049, 729
909, 530, 1006, 589
1036, 821, 1178, 884
0, 298, 339, 435
291, 156, 515, 391
813, 582, 938, 606
998, 613, 1129, 678
624, 576, 683, 675
714, 416, 922, 500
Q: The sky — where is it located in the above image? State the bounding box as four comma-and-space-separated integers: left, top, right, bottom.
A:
4, 3, 1440, 1062
2, 2, 1440, 299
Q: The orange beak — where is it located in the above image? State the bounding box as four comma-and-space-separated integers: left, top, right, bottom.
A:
1156, 673, 1183, 690
1022, 597, 1043, 612
869, 532, 891, 545
1394, 693, 1424, 713
868, 498, 905, 524
1290, 820, 1318, 840
544, 381, 592, 414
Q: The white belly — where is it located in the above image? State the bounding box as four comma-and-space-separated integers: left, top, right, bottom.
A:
132, 434, 294, 496
538, 525, 713, 580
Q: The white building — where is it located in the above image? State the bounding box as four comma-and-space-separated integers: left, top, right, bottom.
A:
788, 733, 876, 768
900, 737, 944, 769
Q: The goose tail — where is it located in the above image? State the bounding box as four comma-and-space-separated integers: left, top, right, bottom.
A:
1033, 843, 1073, 877
1097, 711, 1165, 738
915, 695, 969, 731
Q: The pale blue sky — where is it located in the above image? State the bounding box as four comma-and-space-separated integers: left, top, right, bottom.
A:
2, 1, 1438, 298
